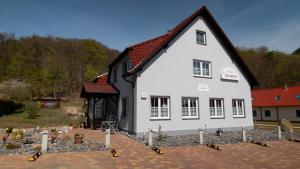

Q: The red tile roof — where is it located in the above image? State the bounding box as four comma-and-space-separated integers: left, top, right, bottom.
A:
82, 83, 118, 95
109, 6, 258, 86
251, 86, 300, 107
127, 6, 203, 72
94, 73, 109, 85
80, 73, 118, 97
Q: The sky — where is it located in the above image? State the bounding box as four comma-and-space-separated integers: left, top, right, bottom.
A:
0, 0, 300, 53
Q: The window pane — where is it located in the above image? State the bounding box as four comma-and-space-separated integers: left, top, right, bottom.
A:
196, 31, 205, 44
160, 98, 169, 117
202, 62, 210, 76
209, 99, 215, 116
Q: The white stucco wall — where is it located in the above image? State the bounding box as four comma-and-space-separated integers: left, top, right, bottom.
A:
134, 16, 253, 135
110, 57, 134, 132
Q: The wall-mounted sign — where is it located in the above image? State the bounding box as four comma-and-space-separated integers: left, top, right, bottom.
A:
220, 68, 239, 81
141, 92, 147, 99
198, 84, 209, 91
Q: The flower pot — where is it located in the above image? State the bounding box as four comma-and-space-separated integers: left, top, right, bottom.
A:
74, 134, 84, 144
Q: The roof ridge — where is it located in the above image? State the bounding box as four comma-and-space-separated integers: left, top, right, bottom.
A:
96, 72, 108, 78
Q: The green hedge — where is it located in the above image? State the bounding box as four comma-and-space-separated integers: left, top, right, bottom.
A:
0, 99, 24, 116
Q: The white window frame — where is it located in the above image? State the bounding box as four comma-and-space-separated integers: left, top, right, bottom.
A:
196, 30, 206, 45
150, 96, 170, 120
193, 59, 211, 78
182, 97, 199, 119
209, 98, 224, 118
232, 99, 245, 118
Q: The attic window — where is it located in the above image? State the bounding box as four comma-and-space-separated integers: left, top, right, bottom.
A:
296, 95, 300, 99
196, 30, 206, 45
275, 96, 280, 101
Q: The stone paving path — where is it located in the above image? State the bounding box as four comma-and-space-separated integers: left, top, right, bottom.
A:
0, 128, 300, 169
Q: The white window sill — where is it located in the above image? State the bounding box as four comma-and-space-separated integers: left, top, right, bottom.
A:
182, 116, 199, 120
233, 115, 245, 118
150, 117, 170, 120
210, 116, 224, 119
193, 74, 211, 78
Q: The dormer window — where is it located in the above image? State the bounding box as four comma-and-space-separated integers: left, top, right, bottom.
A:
196, 30, 206, 45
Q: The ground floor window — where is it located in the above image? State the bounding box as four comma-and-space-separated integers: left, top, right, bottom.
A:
150, 97, 170, 119
182, 97, 199, 119
253, 110, 257, 117
209, 98, 224, 118
265, 110, 271, 117
296, 110, 300, 118
232, 99, 245, 117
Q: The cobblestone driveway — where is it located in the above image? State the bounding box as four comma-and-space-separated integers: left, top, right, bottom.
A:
0, 128, 300, 169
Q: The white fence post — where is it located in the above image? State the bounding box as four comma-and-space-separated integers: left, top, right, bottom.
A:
199, 129, 204, 145
105, 129, 110, 148
278, 126, 282, 140
148, 128, 153, 147
242, 127, 247, 142
41, 130, 48, 153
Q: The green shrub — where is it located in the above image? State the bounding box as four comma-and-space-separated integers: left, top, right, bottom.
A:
24, 101, 39, 119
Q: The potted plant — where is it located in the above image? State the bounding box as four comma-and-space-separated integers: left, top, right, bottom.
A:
74, 133, 84, 144
5, 127, 13, 134
12, 130, 24, 142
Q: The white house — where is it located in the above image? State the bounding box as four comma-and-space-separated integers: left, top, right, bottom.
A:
252, 86, 300, 122
81, 6, 258, 136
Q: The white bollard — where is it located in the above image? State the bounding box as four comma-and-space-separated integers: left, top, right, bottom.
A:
278, 126, 282, 140
148, 128, 153, 147
41, 130, 48, 153
199, 129, 204, 145
242, 127, 247, 142
105, 129, 110, 148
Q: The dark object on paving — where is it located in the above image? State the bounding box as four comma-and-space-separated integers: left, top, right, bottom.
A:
152, 146, 163, 154
207, 143, 222, 150
250, 141, 269, 147
111, 148, 119, 157
28, 151, 42, 162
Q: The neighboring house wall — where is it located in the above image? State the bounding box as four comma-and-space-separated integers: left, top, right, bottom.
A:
135, 16, 253, 135
110, 56, 135, 132
253, 106, 300, 122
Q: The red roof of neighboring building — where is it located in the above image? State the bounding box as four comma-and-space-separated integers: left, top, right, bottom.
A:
80, 73, 118, 97
108, 6, 258, 86
251, 86, 300, 107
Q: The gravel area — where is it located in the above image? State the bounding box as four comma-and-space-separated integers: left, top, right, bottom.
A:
147, 128, 300, 147
0, 129, 105, 155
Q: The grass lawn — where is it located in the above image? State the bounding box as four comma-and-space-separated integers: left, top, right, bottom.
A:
0, 98, 84, 128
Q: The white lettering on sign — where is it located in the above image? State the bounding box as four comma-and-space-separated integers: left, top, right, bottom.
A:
198, 84, 209, 91
221, 68, 239, 81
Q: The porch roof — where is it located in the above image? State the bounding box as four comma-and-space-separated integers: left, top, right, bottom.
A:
80, 83, 118, 98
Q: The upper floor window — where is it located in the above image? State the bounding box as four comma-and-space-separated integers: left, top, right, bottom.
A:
232, 99, 245, 118
182, 97, 199, 119
196, 30, 206, 45
150, 96, 170, 120
123, 59, 132, 75
113, 68, 117, 83
193, 60, 211, 77
209, 98, 224, 118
